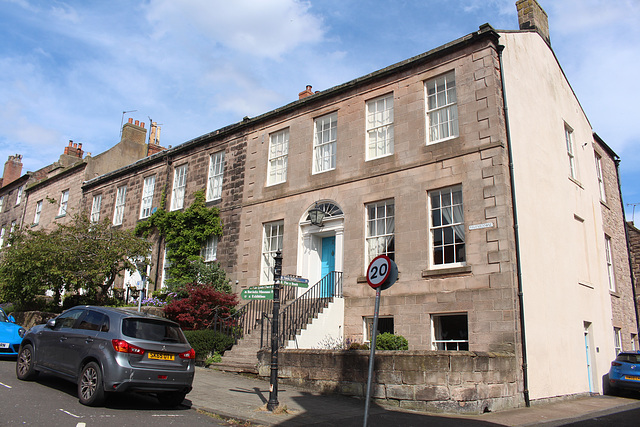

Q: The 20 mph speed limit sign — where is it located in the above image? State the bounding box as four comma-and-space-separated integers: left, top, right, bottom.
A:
367, 255, 391, 288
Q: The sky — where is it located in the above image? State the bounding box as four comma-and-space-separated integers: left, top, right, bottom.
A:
1, 0, 639, 220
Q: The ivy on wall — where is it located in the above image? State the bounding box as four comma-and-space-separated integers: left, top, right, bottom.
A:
135, 189, 223, 289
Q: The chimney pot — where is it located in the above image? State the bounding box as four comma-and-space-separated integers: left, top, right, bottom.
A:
128, 118, 134, 124
298, 85, 314, 100
135, 120, 140, 126
69, 140, 73, 146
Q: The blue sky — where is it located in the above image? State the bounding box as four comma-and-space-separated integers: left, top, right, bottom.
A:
1, 0, 639, 220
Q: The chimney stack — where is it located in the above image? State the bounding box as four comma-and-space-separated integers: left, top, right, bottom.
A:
1, 154, 23, 187
298, 85, 315, 100
147, 121, 165, 156
121, 117, 147, 145
63, 140, 84, 158
516, 0, 550, 45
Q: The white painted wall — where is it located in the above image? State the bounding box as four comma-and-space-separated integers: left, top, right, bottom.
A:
500, 31, 615, 399
285, 298, 345, 349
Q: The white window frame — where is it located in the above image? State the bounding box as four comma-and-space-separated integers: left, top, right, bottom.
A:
90, 194, 102, 223
614, 327, 622, 355
605, 234, 615, 292
15, 185, 24, 205
0, 196, 4, 212
113, 186, 127, 226
268, 129, 289, 185
0, 226, 4, 247
366, 94, 394, 160
363, 316, 394, 344
8, 221, 16, 245
139, 175, 156, 219
34, 200, 43, 225
313, 112, 337, 174
171, 164, 188, 211
431, 313, 469, 351
58, 190, 69, 216
595, 153, 606, 203
429, 186, 465, 268
201, 235, 219, 262
425, 71, 458, 144
365, 199, 395, 268
565, 125, 577, 179
261, 221, 283, 284
206, 152, 225, 201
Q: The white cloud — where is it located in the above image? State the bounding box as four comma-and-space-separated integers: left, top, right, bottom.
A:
145, 0, 325, 59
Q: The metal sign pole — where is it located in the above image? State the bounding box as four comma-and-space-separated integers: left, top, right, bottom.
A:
267, 250, 282, 411
363, 287, 381, 427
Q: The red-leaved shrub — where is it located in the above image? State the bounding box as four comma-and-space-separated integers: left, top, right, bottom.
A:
163, 283, 238, 330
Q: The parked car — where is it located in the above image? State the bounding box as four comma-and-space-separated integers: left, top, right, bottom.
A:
606, 351, 640, 395
0, 307, 26, 357
16, 305, 195, 407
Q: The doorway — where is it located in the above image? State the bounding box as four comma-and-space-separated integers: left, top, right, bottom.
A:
321, 236, 335, 297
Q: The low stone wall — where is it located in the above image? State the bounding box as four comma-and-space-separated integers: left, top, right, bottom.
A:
11, 311, 57, 330
257, 349, 523, 414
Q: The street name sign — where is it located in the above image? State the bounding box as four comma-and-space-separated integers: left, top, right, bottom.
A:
281, 275, 309, 288
241, 286, 274, 300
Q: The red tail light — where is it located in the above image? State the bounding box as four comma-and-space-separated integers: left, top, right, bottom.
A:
179, 348, 196, 360
112, 339, 145, 355
611, 361, 623, 367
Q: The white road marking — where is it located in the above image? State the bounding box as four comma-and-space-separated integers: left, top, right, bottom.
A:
76, 423, 86, 427
152, 414, 185, 417
0, 382, 11, 389
59, 409, 81, 418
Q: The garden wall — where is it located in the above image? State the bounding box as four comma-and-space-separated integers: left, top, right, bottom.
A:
257, 349, 523, 414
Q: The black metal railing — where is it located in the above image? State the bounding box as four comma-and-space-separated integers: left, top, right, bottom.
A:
279, 271, 343, 346
258, 271, 343, 348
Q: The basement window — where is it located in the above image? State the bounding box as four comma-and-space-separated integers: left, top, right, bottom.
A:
431, 313, 468, 351
363, 316, 394, 343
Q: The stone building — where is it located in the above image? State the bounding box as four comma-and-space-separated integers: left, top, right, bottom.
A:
80, 121, 246, 291
0, 0, 636, 412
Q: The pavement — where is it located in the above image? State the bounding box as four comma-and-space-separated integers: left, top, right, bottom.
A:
187, 366, 640, 426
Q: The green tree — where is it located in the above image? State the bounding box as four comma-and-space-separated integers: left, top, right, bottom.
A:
135, 189, 223, 290
0, 214, 151, 309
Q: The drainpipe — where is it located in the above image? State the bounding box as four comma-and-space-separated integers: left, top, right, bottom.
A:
498, 44, 530, 407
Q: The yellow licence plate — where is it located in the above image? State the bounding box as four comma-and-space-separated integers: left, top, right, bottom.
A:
148, 352, 175, 361
624, 375, 640, 381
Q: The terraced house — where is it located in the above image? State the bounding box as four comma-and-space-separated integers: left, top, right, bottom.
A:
1, 0, 636, 413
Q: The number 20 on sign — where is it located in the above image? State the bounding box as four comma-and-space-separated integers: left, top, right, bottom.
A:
366, 255, 391, 288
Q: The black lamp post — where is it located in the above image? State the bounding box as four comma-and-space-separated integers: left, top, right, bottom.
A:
267, 250, 283, 411
308, 202, 325, 227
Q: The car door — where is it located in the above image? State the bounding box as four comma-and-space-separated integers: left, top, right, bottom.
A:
58, 309, 107, 377
36, 308, 85, 373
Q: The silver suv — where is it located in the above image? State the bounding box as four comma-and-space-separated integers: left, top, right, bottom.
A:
16, 305, 195, 407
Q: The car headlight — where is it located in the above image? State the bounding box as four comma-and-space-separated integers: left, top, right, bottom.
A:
18, 327, 26, 338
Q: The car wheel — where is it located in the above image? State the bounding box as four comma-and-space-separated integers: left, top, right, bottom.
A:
157, 391, 187, 407
78, 361, 106, 406
16, 344, 38, 381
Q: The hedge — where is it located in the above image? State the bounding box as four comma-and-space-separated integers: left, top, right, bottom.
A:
183, 329, 236, 360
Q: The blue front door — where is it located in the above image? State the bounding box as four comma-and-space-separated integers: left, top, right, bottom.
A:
321, 236, 335, 297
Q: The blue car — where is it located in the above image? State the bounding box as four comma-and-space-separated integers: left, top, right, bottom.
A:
607, 351, 640, 394
0, 308, 27, 357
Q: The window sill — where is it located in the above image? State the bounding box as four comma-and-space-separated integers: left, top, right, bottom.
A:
600, 199, 611, 210
568, 176, 583, 189
55, 214, 66, 219
31, 223, 39, 228
422, 265, 471, 278
610, 289, 620, 298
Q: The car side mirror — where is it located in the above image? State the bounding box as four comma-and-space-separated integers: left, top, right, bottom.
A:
46, 319, 56, 328
8, 315, 16, 323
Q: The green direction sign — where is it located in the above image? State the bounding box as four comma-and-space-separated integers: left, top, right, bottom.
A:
241, 286, 274, 300
281, 275, 309, 288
